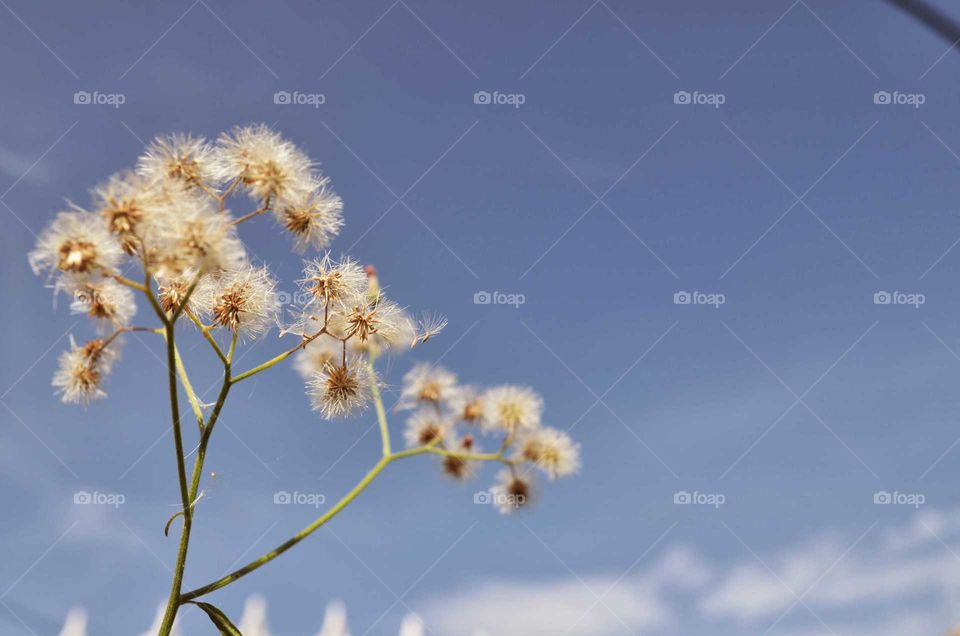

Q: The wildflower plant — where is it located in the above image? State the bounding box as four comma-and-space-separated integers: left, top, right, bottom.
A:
30, 125, 580, 634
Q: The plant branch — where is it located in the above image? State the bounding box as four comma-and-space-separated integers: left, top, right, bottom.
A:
179, 444, 502, 602
180, 454, 390, 602
231, 328, 328, 384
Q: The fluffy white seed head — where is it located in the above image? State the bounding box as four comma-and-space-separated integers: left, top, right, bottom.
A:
274, 177, 344, 252
299, 254, 367, 309
481, 385, 544, 433
143, 187, 247, 278
213, 124, 313, 203
92, 170, 162, 254
346, 308, 415, 357
490, 468, 535, 514
137, 133, 218, 189
307, 356, 372, 420
53, 337, 120, 406
399, 363, 458, 410
447, 385, 485, 424
66, 277, 137, 330
515, 427, 581, 479
29, 211, 123, 279
343, 294, 406, 345
403, 409, 453, 448
194, 266, 280, 338
294, 335, 343, 381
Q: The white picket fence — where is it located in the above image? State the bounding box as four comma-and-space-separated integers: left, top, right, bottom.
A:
57, 597, 426, 636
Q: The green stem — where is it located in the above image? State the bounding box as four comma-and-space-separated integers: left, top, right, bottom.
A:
178, 445, 501, 603
231, 328, 327, 384
172, 341, 204, 429
368, 359, 391, 456
181, 454, 390, 602
158, 346, 233, 635
158, 322, 191, 636
186, 309, 228, 366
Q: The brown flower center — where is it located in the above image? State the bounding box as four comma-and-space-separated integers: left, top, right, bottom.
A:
419, 382, 442, 403
158, 280, 190, 313
283, 208, 313, 236
212, 287, 248, 330
308, 271, 344, 304
418, 423, 443, 445
168, 156, 202, 183
57, 239, 98, 272
507, 478, 530, 506
325, 364, 360, 402
463, 400, 483, 422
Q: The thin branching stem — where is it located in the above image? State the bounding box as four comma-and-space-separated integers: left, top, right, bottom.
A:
179, 385, 504, 603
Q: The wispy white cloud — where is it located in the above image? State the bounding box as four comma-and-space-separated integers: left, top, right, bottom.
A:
423, 546, 711, 636
421, 509, 960, 635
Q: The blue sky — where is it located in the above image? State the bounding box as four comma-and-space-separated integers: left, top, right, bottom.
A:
3, 0, 960, 634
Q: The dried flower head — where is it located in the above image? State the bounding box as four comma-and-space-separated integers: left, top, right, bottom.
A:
307, 356, 372, 420
213, 125, 313, 203
145, 189, 246, 278
482, 385, 544, 433
92, 170, 159, 254
441, 435, 478, 480
403, 410, 452, 448
53, 337, 120, 405
299, 254, 366, 309
399, 363, 458, 410
346, 309, 416, 357
293, 335, 343, 381
448, 385, 485, 424
66, 278, 137, 330
274, 178, 343, 252
516, 428, 581, 480
137, 133, 217, 189
156, 272, 199, 314
29, 211, 122, 278
490, 468, 534, 514
344, 294, 405, 344
195, 266, 279, 338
